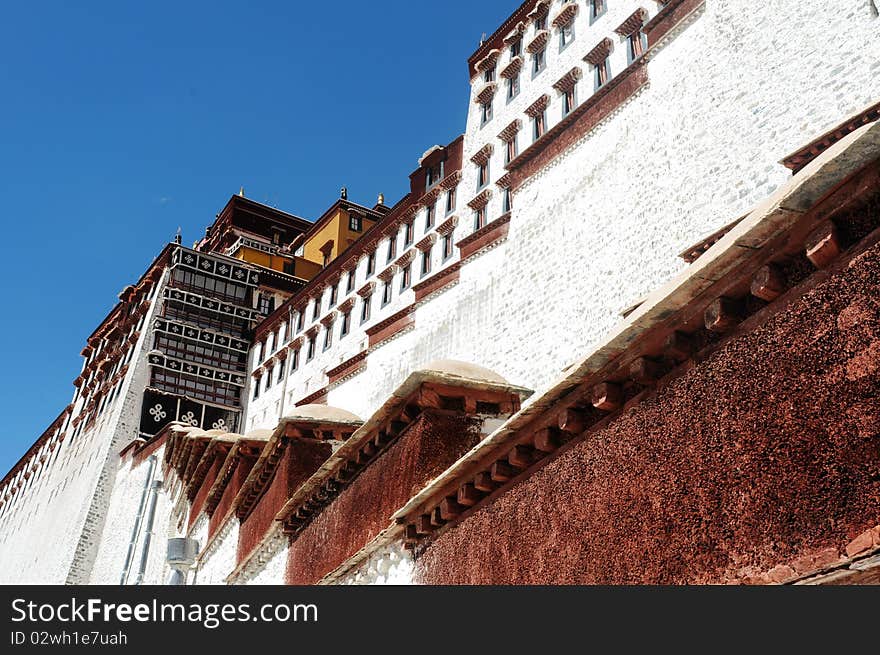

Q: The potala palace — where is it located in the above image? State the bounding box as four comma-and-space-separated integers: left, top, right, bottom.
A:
2, 0, 880, 585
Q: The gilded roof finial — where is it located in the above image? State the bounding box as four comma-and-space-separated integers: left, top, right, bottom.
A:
341, 186, 348, 200
378, 193, 385, 206
239, 186, 245, 197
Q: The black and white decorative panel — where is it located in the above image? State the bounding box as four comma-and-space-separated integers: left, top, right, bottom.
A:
147, 351, 246, 387
203, 404, 236, 433
139, 389, 239, 437
171, 246, 259, 287
163, 287, 264, 321
152, 318, 250, 353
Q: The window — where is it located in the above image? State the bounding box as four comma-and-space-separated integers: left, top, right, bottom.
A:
446, 187, 456, 214
323, 326, 332, 351
535, 14, 547, 32
289, 349, 299, 374
404, 221, 414, 246
277, 360, 285, 382
510, 39, 522, 58
381, 280, 393, 306
533, 111, 546, 141
425, 202, 436, 230
420, 248, 432, 277
560, 22, 574, 49
442, 233, 454, 261
329, 283, 338, 307
253, 377, 261, 399
503, 188, 512, 214
481, 100, 493, 126
366, 251, 376, 275
401, 264, 412, 291
312, 299, 320, 321
296, 312, 304, 332
346, 270, 355, 293
505, 136, 518, 165
483, 65, 496, 83
361, 294, 372, 323
628, 30, 646, 63
322, 250, 331, 267
474, 207, 487, 231
306, 337, 316, 361
386, 235, 397, 262
477, 160, 489, 189
341, 311, 351, 337
533, 48, 546, 76
590, 0, 606, 22
562, 86, 576, 117
257, 341, 265, 363
595, 57, 611, 90
507, 73, 520, 101
425, 161, 444, 189
257, 293, 274, 315
266, 366, 273, 389
349, 214, 362, 231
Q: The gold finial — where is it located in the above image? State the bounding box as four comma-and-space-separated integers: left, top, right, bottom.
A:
239, 186, 245, 197
378, 193, 385, 206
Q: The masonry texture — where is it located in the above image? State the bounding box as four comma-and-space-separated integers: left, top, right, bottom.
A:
414, 240, 880, 585
285, 412, 482, 584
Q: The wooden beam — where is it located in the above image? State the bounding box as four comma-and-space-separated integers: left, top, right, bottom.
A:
591, 382, 622, 411
533, 428, 560, 453
457, 483, 482, 507
629, 357, 663, 385
473, 472, 497, 492
490, 460, 515, 482
557, 409, 588, 434
439, 497, 463, 521
508, 444, 534, 469
416, 514, 433, 535
751, 263, 786, 301
418, 387, 444, 409
430, 506, 446, 527
664, 331, 694, 362
704, 297, 740, 332
806, 221, 842, 268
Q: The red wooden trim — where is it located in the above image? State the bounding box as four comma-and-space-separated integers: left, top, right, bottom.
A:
456, 213, 512, 261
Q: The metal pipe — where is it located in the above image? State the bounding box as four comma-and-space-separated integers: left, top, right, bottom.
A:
119, 455, 156, 585
134, 479, 163, 584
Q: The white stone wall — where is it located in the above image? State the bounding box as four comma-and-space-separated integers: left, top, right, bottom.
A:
463, 0, 664, 233
236, 530, 288, 585
252, 0, 880, 429
0, 275, 165, 584
193, 517, 239, 585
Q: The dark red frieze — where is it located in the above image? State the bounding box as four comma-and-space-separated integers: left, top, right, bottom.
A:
615, 7, 649, 36
456, 214, 512, 261
413, 263, 463, 304
782, 100, 880, 174
507, 61, 649, 190
365, 305, 416, 349
296, 387, 329, 407
644, 0, 706, 48
327, 351, 368, 386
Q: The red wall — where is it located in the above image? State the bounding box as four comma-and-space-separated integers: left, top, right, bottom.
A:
237, 439, 332, 565
203, 456, 255, 539
188, 459, 220, 530
285, 412, 482, 584
415, 241, 880, 584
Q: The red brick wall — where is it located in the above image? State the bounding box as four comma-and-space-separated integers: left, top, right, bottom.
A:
415, 241, 880, 584
237, 440, 332, 565
285, 412, 482, 584
204, 458, 255, 539
188, 459, 220, 530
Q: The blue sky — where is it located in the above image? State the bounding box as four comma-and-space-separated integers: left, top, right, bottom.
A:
0, 0, 521, 474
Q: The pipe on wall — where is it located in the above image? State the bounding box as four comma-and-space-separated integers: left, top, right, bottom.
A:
119, 455, 156, 585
